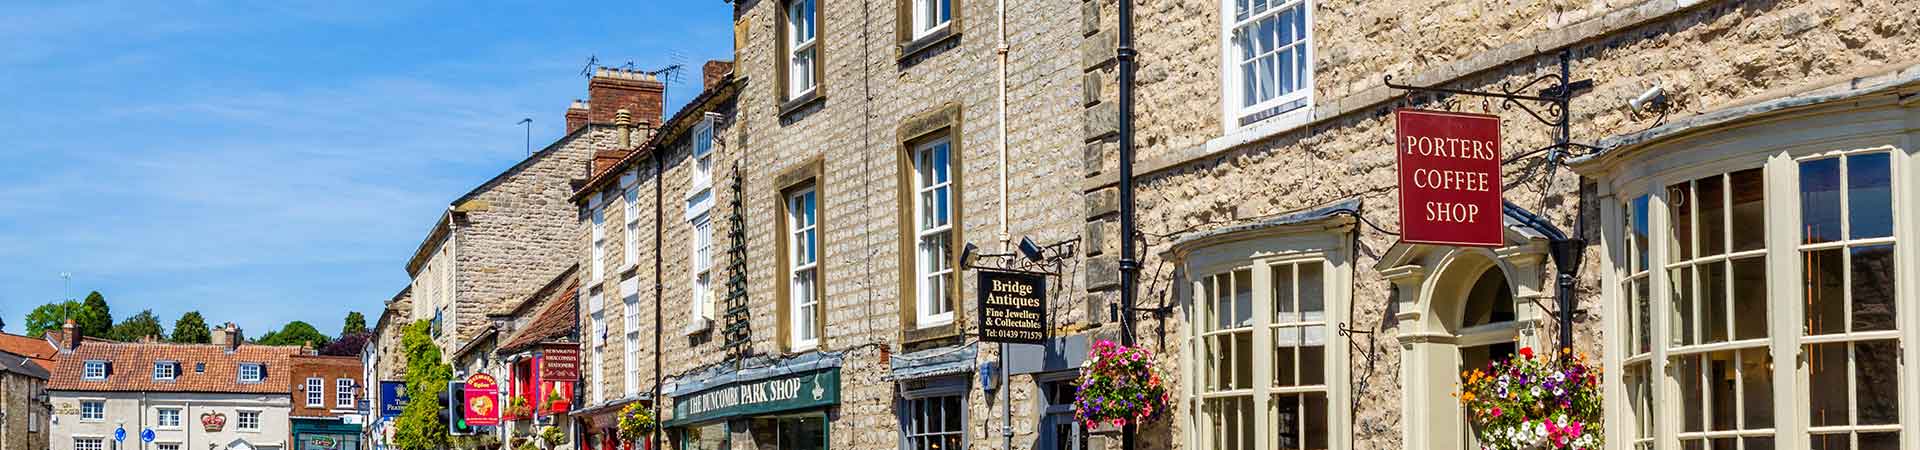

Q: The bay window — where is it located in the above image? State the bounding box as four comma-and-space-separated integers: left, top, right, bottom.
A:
1222, 0, 1312, 129
1606, 146, 1908, 450
1190, 250, 1346, 450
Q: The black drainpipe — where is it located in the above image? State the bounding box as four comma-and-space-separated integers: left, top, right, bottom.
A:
650, 146, 665, 450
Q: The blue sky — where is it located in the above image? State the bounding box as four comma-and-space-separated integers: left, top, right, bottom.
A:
0, 1, 733, 338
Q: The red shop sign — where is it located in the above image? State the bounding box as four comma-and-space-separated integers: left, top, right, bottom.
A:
464, 373, 502, 427
1395, 109, 1504, 247
538, 344, 580, 381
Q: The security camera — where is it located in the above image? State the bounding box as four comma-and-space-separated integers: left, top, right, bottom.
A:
1630, 83, 1667, 114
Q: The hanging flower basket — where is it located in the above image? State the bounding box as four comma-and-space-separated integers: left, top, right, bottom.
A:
616, 402, 655, 442
1073, 339, 1173, 430
1457, 347, 1604, 450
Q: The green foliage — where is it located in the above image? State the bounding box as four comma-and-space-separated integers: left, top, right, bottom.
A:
23, 301, 82, 338
256, 320, 332, 348
1458, 347, 1603, 449
74, 292, 113, 338
343, 311, 369, 336
109, 309, 167, 341
169, 312, 212, 344
394, 320, 452, 450
537, 425, 565, 449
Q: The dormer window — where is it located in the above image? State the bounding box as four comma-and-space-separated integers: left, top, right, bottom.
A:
238, 363, 263, 383
83, 360, 107, 380
152, 361, 177, 380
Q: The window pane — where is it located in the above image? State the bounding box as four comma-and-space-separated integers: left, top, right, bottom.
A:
1273, 334, 1295, 387
1678, 355, 1704, 432
1850, 245, 1897, 332
943, 396, 962, 431
1298, 262, 1323, 316
1731, 257, 1769, 340
1804, 249, 1845, 335
1257, 53, 1277, 102
1632, 196, 1651, 271
1708, 351, 1736, 431
1729, 169, 1766, 252
1807, 342, 1848, 427
1233, 268, 1253, 328
1800, 158, 1843, 244
1739, 347, 1773, 429
1273, 395, 1300, 450
1699, 174, 1727, 256
1669, 181, 1694, 261
1298, 330, 1324, 386
1744, 438, 1774, 450
1859, 433, 1899, 450
1634, 278, 1651, 354
1671, 266, 1696, 346
1856, 340, 1900, 425
1233, 331, 1253, 389
1847, 153, 1894, 239
1214, 274, 1232, 331
1273, 264, 1295, 323
1704, 262, 1729, 343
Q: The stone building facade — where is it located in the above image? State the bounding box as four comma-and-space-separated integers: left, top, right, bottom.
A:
554, 1, 1920, 450
1, 349, 51, 450
1073, 1, 1920, 450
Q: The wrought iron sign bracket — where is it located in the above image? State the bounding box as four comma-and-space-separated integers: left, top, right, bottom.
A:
962, 237, 1080, 277
1384, 50, 1599, 161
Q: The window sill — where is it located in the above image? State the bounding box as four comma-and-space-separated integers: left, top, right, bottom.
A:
619, 263, 640, 278
1206, 106, 1315, 156
896, 28, 959, 62
683, 317, 712, 336
779, 90, 824, 119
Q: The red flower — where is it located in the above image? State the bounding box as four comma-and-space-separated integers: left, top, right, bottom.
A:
1518, 347, 1535, 359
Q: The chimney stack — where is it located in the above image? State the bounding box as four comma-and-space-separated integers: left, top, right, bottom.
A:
213, 323, 243, 352
702, 60, 734, 91
565, 100, 591, 135
585, 67, 665, 131
61, 319, 80, 351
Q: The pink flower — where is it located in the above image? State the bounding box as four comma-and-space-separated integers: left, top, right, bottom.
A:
1490, 407, 1502, 417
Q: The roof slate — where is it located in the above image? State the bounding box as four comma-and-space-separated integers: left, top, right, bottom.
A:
46, 341, 302, 394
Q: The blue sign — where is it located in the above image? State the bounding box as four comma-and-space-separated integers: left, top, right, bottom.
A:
114, 426, 125, 442
379, 381, 410, 419
141, 428, 155, 443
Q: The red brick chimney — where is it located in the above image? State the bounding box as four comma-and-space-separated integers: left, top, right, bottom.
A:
702, 60, 734, 91
587, 67, 665, 129
60, 319, 80, 351
565, 100, 590, 135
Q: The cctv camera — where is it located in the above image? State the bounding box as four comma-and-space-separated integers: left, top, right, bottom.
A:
1630, 84, 1667, 114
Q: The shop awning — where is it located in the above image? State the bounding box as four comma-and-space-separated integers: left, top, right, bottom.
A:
887, 342, 978, 381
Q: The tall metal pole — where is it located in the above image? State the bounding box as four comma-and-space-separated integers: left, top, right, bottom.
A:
1116, 1, 1141, 450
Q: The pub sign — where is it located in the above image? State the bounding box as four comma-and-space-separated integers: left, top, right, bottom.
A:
463, 373, 502, 427
1395, 109, 1504, 247
977, 270, 1047, 344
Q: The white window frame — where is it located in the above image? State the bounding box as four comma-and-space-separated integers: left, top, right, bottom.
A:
900, 377, 967, 450
83, 360, 106, 380
1218, 0, 1314, 132
688, 117, 717, 197
688, 212, 716, 334
29, 408, 39, 432
623, 277, 641, 396
306, 377, 325, 407
80, 400, 105, 421
236, 410, 261, 431
238, 363, 263, 383
337, 378, 355, 408
590, 305, 607, 404
1598, 142, 1912, 450
156, 407, 182, 429
910, 0, 953, 40
786, 0, 818, 100
591, 196, 609, 284
623, 172, 641, 269
74, 437, 105, 450
787, 186, 821, 351
911, 138, 955, 328
153, 361, 176, 381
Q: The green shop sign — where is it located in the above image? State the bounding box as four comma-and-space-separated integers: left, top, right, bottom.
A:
669, 368, 840, 426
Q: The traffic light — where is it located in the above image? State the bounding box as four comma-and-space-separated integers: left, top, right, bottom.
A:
440, 381, 474, 435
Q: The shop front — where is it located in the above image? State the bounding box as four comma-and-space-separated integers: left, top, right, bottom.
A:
663, 356, 841, 450
291, 418, 364, 450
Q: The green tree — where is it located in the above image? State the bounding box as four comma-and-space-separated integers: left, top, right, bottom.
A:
73, 291, 112, 339
170, 311, 212, 344
23, 301, 83, 337
395, 320, 452, 450
256, 321, 331, 348
109, 309, 166, 341
342, 311, 368, 336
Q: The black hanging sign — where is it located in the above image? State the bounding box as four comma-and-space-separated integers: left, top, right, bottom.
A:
977, 270, 1047, 344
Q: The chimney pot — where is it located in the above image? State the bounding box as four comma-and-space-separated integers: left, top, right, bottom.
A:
616, 109, 634, 149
